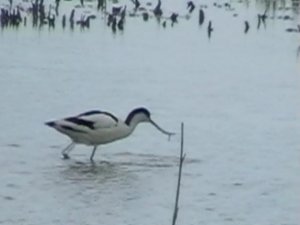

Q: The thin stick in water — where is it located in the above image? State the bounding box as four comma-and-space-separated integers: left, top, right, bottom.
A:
172, 122, 186, 225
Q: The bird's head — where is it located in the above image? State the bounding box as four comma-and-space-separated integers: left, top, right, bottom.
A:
126, 107, 175, 138
126, 107, 151, 124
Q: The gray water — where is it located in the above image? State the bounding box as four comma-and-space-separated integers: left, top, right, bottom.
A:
0, 0, 299, 224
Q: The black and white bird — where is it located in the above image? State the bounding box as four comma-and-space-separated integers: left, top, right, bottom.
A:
45, 107, 174, 161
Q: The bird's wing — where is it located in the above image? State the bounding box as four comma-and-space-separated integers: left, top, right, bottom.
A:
77, 110, 119, 129
49, 111, 119, 135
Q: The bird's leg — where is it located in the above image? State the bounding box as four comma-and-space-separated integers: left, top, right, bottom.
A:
61, 142, 75, 159
90, 146, 98, 161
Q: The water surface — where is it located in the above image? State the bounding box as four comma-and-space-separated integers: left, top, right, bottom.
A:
0, 0, 299, 224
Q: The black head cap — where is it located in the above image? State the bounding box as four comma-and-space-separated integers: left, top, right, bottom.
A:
125, 107, 151, 125
132, 107, 150, 117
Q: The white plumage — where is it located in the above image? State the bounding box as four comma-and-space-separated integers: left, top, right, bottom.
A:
45, 107, 174, 161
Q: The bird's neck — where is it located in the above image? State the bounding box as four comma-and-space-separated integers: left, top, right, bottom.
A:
124, 114, 145, 134
127, 116, 142, 129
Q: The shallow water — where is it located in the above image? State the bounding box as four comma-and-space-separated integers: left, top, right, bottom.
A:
0, 0, 299, 224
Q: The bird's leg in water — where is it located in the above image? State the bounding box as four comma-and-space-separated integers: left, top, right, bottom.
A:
90, 146, 98, 161
61, 142, 75, 159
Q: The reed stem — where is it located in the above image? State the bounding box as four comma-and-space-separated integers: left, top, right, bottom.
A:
172, 122, 186, 225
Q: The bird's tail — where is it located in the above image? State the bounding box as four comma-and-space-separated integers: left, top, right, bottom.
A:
45, 121, 56, 127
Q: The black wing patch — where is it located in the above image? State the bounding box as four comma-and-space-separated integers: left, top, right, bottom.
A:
79, 110, 119, 123
78, 110, 118, 123
78, 110, 103, 117
60, 125, 88, 133
102, 112, 119, 123
65, 117, 95, 130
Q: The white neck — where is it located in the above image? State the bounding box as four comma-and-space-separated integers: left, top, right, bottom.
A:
128, 114, 146, 129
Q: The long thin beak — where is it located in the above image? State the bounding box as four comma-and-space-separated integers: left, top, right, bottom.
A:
150, 120, 175, 137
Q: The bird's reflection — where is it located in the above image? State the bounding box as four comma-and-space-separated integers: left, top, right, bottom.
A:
57, 151, 201, 188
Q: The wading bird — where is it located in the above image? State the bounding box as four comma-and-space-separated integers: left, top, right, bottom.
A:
45, 107, 174, 161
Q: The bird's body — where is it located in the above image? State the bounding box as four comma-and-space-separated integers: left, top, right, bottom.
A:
45, 107, 174, 160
